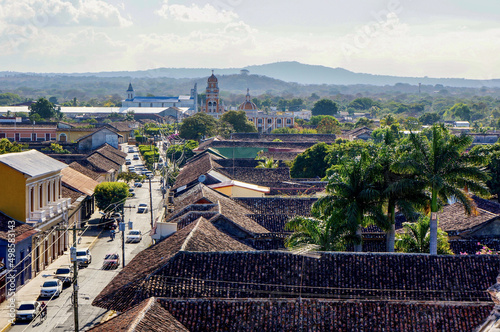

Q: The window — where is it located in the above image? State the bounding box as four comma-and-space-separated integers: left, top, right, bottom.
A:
31, 133, 37, 141
45, 133, 51, 141
267, 119, 272, 124
277, 119, 282, 124
258, 119, 263, 124
0, 133, 5, 138
150, 103, 153, 107
139, 103, 142, 107
287, 119, 292, 124
15, 133, 20, 141
59, 133, 67, 142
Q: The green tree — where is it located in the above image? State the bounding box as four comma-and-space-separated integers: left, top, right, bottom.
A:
380, 114, 398, 127
0, 138, 26, 154
395, 216, 453, 254
290, 142, 331, 179
179, 112, 217, 140
94, 182, 129, 213
215, 121, 235, 139
419, 112, 441, 125
220, 110, 257, 133
404, 117, 421, 131
470, 143, 500, 202
256, 157, 279, 168
284, 216, 340, 251
311, 99, 339, 116
316, 116, 341, 134
29, 98, 57, 119
42, 143, 70, 154
393, 125, 489, 254
450, 103, 471, 121
354, 117, 374, 128
117, 172, 140, 184
348, 97, 379, 110
315, 152, 385, 252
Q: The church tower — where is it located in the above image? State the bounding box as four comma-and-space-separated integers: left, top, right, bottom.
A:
126, 83, 135, 101
205, 70, 220, 114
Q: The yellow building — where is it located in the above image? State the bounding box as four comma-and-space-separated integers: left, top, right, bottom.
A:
208, 180, 270, 198
0, 150, 72, 275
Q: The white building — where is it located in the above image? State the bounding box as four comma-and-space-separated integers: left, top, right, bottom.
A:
122, 83, 197, 111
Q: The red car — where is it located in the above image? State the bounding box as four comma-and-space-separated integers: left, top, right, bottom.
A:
102, 253, 120, 270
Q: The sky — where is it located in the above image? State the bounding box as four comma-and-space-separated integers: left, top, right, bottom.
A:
1, 0, 499, 79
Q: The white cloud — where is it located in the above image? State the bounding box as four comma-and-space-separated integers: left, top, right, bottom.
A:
0, 0, 131, 27
155, 0, 238, 24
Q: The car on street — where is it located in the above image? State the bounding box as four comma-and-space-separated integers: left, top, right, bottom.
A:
134, 182, 142, 188
54, 266, 73, 286
39, 279, 63, 298
137, 203, 149, 213
133, 154, 139, 160
102, 253, 120, 269
129, 188, 135, 197
76, 248, 92, 267
128, 166, 135, 172
126, 230, 142, 243
128, 147, 135, 153
15, 301, 41, 322
125, 159, 131, 165
145, 171, 154, 178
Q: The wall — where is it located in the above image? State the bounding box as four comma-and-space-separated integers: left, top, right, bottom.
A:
0, 164, 26, 221
0, 236, 33, 288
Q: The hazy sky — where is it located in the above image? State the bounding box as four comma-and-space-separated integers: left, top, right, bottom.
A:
1, 0, 499, 79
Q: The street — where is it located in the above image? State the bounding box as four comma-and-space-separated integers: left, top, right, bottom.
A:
9, 145, 164, 332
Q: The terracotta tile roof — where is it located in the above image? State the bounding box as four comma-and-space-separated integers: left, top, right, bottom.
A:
61, 167, 99, 196
98, 251, 500, 312
62, 186, 85, 204
172, 152, 220, 190
84, 144, 126, 173
89, 297, 188, 332
215, 167, 291, 186
68, 161, 103, 181
0, 212, 38, 243
199, 140, 320, 150
172, 184, 269, 234
94, 143, 127, 162
86, 153, 119, 173
437, 202, 498, 235
105, 121, 139, 132
473, 195, 500, 214
92, 217, 253, 311
159, 298, 491, 332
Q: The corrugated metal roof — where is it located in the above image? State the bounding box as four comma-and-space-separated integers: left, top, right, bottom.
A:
61, 167, 99, 196
0, 150, 67, 177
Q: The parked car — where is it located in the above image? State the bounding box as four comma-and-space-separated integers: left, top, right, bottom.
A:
129, 188, 135, 197
16, 301, 41, 322
102, 253, 120, 269
137, 203, 149, 213
128, 166, 135, 172
40, 279, 63, 298
76, 248, 92, 267
145, 171, 154, 179
128, 147, 135, 153
134, 182, 142, 188
126, 230, 142, 243
125, 159, 131, 165
54, 266, 73, 286
133, 154, 139, 160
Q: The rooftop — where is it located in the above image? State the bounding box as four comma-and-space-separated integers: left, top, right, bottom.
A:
0, 150, 67, 178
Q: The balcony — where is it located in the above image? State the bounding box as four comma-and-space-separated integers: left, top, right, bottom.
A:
28, 197, 73, 224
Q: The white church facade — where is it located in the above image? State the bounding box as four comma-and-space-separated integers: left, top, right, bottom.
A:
122, 83, 198, 111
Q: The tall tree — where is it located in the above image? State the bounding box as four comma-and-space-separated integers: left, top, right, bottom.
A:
290, 142, 331, 179
220, 110, 257, 133
393, 125, 489, 254
395, 216, 453, 255
311, 99, 339, 116
179, 112, 217, 141
284, 216, 341, 251
94, 182, 129, 213
29, 97, 57, 119
315, 152, 385, 252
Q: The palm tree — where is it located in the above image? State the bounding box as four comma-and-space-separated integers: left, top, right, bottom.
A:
395, 216, 453, 254
314, 152, 385, 252
284, 216, 340, 251
256, 157, 279, 168
393, 124, 489, 254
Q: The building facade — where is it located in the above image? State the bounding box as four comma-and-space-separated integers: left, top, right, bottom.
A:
201, 71, 226, 118
122, 83, 197, 111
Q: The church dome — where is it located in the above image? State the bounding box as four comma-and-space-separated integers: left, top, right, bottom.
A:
208, 70, 218, 83
238, 88, 258, 111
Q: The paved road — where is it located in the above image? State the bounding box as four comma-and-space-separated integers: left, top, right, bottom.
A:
10, 146, 164, 332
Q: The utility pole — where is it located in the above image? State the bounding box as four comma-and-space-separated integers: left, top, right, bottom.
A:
121, 205, 134, 268
149, 177, 154, 229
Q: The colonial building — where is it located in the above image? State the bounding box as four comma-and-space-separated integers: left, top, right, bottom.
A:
201, 71, 226, 118
122, 83, 197, 111
0, 150, 72, 275
237, 89, 294, 133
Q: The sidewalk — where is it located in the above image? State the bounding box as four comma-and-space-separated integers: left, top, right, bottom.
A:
0, 212, 104, 332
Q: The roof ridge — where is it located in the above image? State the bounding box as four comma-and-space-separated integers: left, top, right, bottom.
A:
180, 217, 205, 252
128, 297, 156, 332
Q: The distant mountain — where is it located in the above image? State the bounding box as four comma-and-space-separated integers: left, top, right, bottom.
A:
1, 61, 500, 88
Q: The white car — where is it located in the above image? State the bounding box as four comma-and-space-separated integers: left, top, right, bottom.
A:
126, 230, 142, 243
40, 279, 63, 298
76, 248, 92, 267
16, 301, 41, 322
